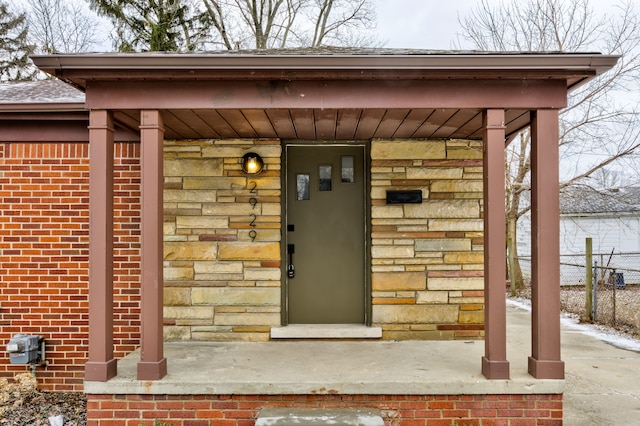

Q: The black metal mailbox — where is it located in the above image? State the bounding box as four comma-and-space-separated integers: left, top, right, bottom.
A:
386, 190, 423, 204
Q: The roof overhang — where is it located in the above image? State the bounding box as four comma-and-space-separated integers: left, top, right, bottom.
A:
32, 52, 619, 88
25, 51, 620, 142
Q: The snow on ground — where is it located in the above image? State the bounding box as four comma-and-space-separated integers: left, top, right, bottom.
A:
508, 297, 640, 353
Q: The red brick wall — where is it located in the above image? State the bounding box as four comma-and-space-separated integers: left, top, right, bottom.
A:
86, 393, 563, 426
112, 143, 142, 358
0, 142, 141, 391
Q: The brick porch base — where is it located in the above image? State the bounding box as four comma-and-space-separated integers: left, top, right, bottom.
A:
87, 393, 562, 426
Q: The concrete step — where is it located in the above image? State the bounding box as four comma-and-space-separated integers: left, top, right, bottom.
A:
270, 324, 382, 339
255, 408, 384, 425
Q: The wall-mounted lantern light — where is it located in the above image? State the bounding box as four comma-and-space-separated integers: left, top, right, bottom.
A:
241, 152, 264, 175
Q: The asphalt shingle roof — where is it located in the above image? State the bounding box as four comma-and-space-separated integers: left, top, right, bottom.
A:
0, 79, 84, 104
560, 186, 640, 214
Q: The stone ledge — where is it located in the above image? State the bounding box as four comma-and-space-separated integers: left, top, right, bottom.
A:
256, 408, 384, 426
270, 324, 382, 339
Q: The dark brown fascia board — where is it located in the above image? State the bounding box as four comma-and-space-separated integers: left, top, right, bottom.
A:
0, 102, 86, 113
31, 52, 619, 75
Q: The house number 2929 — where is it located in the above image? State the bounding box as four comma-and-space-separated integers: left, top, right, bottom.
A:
248, 180, 258, 241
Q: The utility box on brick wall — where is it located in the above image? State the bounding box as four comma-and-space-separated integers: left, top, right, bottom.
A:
6, 334, 44, 365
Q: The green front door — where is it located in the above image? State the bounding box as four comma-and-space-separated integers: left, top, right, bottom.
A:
286, 144, 366, 324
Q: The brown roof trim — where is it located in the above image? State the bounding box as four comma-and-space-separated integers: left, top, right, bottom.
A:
0, 102, 86, 113
32, 52, 619, 75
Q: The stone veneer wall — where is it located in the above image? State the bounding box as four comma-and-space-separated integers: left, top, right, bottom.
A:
370, 139, 485, 340
162, 138, 484, 342
163, 139, 281, 342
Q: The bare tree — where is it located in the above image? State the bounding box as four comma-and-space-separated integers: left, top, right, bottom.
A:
200, 0, 290, 49
459, 0, 640, 291
23, 0, 103, 53
200, 0, 377, 50
590, 168, 624, 190
88, 0, 376, 51
306, 0, 376, 48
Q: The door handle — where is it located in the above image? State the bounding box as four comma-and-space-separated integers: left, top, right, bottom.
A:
287, 244, 295, 278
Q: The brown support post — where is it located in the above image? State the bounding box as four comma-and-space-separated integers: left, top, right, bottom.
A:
529, 110, 565, 379
137, 110, 168, 380
481, 109, 510, 379
85, 110, 117, 381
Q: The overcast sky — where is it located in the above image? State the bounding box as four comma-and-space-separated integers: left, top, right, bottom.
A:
373, 0, 614, 50
373, 0, 478, 49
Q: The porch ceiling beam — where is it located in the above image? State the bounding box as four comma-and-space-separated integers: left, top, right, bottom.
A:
84, 79, 568, 111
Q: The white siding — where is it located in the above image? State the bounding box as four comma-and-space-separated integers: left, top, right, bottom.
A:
518, 214, 640, 256
516, 213, 640, 286
559, 215, 640, 255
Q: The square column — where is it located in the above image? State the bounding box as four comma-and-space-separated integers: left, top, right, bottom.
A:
481, 109, 510, 379
137, 110, 167, 380
85, 110, 117, 381
529, 110, 565, 379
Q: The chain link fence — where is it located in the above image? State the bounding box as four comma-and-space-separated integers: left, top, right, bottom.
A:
516, 253, 640, 337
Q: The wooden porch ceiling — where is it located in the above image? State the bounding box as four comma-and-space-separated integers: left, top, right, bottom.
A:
115, 108, 530, 141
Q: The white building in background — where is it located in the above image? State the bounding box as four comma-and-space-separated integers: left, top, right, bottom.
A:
518, 186, 640, 285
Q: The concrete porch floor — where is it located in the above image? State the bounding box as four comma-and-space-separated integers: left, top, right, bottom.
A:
85, 304, 563, 396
